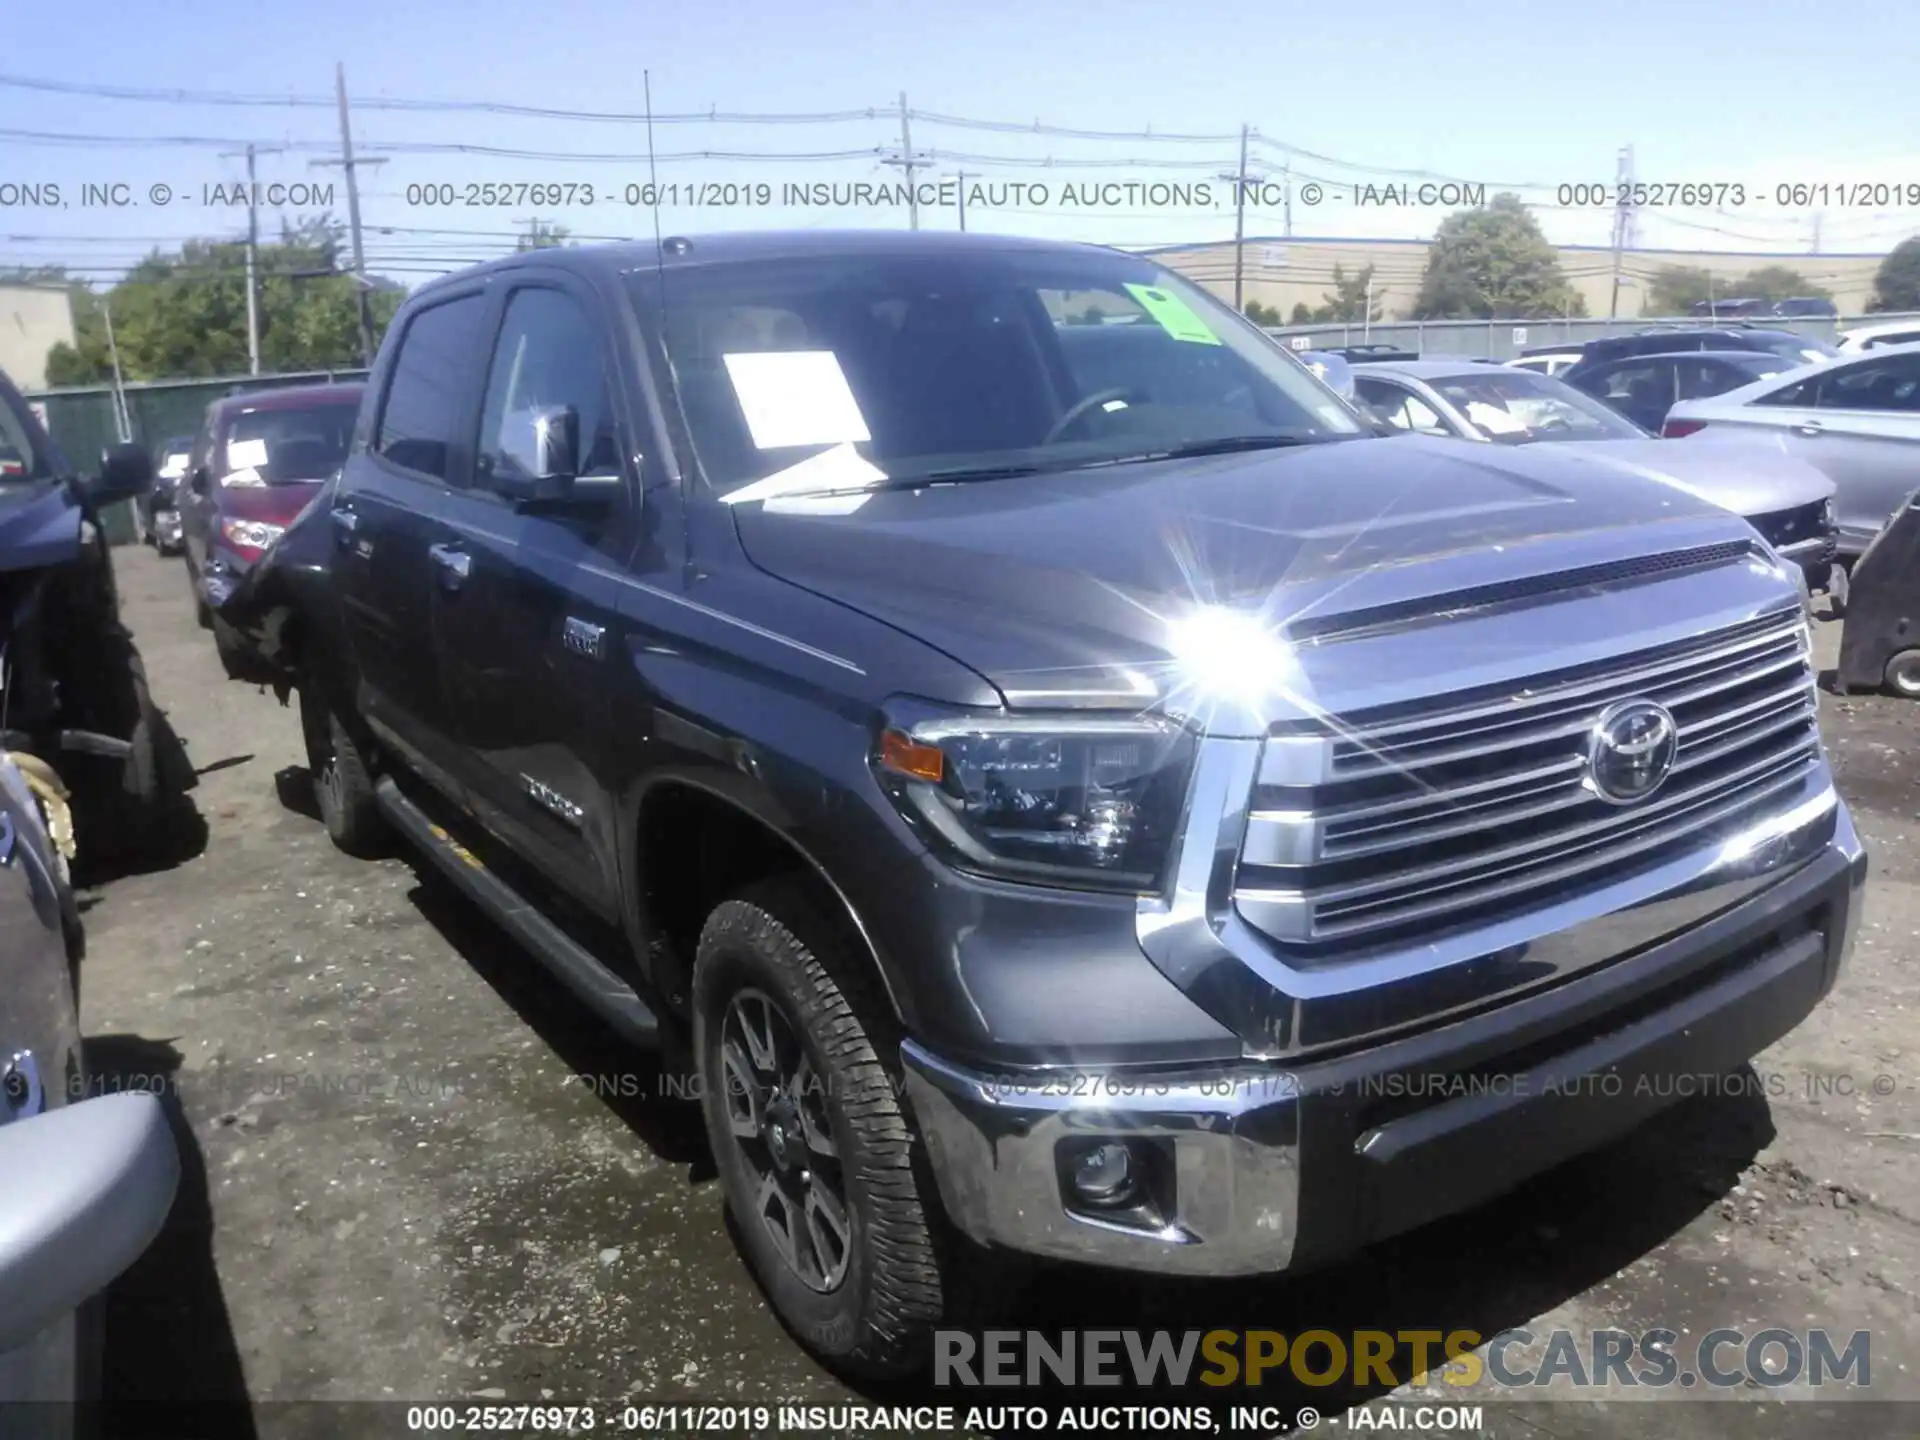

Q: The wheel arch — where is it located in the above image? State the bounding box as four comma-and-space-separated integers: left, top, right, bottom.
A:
624, 772, 907, 1030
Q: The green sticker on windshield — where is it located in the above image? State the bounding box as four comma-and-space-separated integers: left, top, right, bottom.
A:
1124, 283, 1222, 346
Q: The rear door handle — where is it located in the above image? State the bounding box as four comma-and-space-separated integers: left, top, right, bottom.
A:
429, 542, 472, 589
330, 507, 360, 546
1794, 422, 1825, 437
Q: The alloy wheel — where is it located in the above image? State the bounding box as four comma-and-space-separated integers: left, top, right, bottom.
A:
718, 987, 852, 1293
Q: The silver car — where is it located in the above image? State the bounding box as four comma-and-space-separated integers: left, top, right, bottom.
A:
0, 754, 178, 1434
1352, 360, 1838, 582
1661, 342, 1920, 559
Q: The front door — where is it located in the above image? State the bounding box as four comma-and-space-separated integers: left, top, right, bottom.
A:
429, 276, 643, 917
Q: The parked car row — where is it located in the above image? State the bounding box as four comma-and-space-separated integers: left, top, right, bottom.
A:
0, 371, 184, 1426
185, 230, 1872, 1379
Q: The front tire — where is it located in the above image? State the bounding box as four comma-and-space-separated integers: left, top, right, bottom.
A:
299, 684, 387, 856
1884, 648, 1920, 699
692, 880, 947, 1377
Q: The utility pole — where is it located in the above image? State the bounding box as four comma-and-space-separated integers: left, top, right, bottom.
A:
1363, 272, 1375, 342
1216, 126, 1256, 312
954, 170, 969, 232
102, 296, 130, 442
1233, 124, 1249, 311
219, 142, 284, 374
1811, 212, 1823, 255
882, 92, 923, 231
1282, 158, 1293, 238
1607, 144, 1634, 320
310, 63, 387, 365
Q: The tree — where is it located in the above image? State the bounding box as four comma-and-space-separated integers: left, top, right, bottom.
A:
1289, 302, 1313, 325
1413, 192, 1586, 320
1309, 263, 1383, 323
43, 217, 405, 385
1641, 262, 1831, 317
515, 219, 573, 251
1870, 236, 1920, 312
1642, 264, 1718, 316
1243, 298, 1284, 327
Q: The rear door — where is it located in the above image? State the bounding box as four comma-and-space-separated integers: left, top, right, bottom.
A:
1748, 352, 1920, 552
333, 285, 490, 796
428, 272, 643, 916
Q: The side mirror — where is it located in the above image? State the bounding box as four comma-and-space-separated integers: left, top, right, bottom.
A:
496, 405, 579, 506
83, 442, 156, 508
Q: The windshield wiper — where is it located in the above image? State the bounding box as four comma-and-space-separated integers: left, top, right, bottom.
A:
1105, 434, 1332, 464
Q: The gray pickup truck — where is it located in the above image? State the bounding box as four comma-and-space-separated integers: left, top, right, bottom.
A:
225, 231, 1867, 1377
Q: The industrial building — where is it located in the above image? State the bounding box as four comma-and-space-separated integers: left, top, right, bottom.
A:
1145, 235, 1889, 320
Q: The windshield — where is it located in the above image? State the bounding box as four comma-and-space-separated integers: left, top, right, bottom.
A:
1430, 370, 1645, 444
633, 248, 1363, 495
220, 402, 359, 485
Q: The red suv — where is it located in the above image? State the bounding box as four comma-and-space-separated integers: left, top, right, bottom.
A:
180, 383, 363, 676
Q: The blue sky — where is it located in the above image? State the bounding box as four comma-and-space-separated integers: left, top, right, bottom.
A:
3, 0, 1915, 287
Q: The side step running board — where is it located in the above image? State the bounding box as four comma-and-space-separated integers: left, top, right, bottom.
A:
374, 777, 660, 1050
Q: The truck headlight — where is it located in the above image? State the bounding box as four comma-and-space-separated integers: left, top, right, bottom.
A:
874, 711, 1196, 891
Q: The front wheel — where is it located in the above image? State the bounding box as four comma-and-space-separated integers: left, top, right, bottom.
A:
1885, 648, 1920, 700
692, 881, 948, 1377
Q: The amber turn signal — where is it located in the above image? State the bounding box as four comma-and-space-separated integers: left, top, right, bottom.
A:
879, 729, 945, 783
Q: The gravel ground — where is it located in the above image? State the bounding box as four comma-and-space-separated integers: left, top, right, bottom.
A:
78, 546, 1919, 1438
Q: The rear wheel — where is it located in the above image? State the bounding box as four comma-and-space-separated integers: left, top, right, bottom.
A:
299, 684, 387, 856
692, 880, 948, 1377
1884, 648, 1920, 699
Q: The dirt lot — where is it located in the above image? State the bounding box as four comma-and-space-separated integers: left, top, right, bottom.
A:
78, 545, 1920, 1438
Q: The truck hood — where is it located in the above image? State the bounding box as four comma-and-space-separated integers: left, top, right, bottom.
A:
1544, 437, 1834, 519
0, 481, 81, 574
730, 435, 1766, 720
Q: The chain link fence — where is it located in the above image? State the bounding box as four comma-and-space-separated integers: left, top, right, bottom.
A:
23, 368, 368, 543
1261, 312, 1920, 360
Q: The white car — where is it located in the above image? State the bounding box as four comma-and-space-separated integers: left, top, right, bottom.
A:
1352, 360, 1839, 584
1507, 352, 1583, 378
1660, 341, 1920, 558
1835, 317, 1920, 354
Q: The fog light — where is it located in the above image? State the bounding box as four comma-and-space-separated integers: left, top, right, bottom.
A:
1070, 1142, 1137, 1207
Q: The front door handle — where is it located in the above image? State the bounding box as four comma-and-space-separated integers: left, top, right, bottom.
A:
330, 507, 360, 548
0, 810, 15, 868
429, 542, 472, 589
1794, 422, 1825, 437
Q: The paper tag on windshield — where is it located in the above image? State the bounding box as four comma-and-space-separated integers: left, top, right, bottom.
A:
222, 466, 265, 488
227, 438, 269, 470
1123, 283, 1222, 346
719, 442, 885, 507
723, 351, 872, 450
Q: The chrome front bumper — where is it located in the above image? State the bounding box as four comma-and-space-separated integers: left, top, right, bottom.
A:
902, 797, 1866, 1278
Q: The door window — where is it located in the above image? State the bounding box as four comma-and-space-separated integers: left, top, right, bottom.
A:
376, 293, 488, 482
1586, 360, 1673, 413
1814, 353, 1920, 413
1676, 358, 1756, 402
1354, 378, 1446, 433
475, 287, 621, 494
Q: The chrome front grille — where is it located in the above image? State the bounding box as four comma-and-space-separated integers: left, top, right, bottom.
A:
1234, 607, 1821, 950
